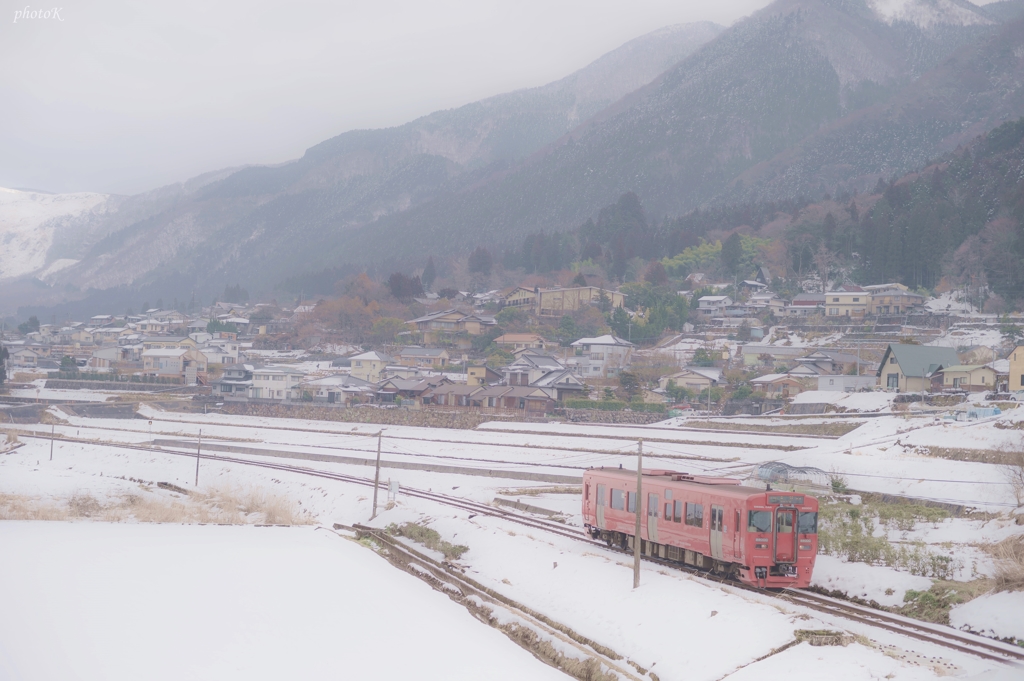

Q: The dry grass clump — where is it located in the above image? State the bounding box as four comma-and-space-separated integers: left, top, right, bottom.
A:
385, 522, 469, 560
991, 535, 1024, 592
499, 622, 617, 681
0, 485, 313, 526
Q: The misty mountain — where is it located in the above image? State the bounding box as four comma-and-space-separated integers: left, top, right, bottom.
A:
8, 0, 1024, 318
0, 22, 721, 315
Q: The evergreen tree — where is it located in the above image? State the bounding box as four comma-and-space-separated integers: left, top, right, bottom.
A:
721, 232, 743, 275
468, 247, 493, 275
421, 257, 436, 290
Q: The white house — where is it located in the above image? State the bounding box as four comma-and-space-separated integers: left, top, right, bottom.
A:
567, 335, 634, 379
696, 296, 733, 317
250, 366, 306, 401
349, 351, 391, 383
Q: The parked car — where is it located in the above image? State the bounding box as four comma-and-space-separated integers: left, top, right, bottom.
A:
1009, 390, 1024, 402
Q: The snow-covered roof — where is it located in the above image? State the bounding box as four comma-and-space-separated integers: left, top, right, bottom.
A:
570, 335, 633, 347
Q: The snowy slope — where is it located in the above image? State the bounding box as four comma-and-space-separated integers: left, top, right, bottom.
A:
870, 0, 995, 27
0, 187, 108, 280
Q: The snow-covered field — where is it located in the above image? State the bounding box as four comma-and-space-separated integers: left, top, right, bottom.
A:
2, 398, 1023, 679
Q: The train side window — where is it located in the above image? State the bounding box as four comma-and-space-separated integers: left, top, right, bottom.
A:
798, 512, 818, 534
585, 484, 589, 500
597, 484, 606, 507
611, 489, 624, 511
685, 502, 703, 527
748, 511, 771, 533
664, 502, 672, 520
627, 491, 636, 514
673, 500, 682, 523
735, 510, 740, 533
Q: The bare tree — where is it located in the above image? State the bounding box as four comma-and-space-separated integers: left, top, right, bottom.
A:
813, 243, 837, 293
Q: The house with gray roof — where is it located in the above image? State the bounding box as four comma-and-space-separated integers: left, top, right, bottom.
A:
876, 344, 959, 393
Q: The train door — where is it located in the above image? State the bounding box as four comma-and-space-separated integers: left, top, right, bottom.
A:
710, 505, 724, 560
596, 484, 606, 530
774, 507, 796, 563
732, 509, 741, 557
647, 493, 659, 543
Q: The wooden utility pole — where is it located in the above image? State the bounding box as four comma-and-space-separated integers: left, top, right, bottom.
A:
194, 429, 202, 486
371, 430, 384, 520
49, 424, 54, 461
633, 439, 643, 589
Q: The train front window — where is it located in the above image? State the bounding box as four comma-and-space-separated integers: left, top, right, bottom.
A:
611, 489, 624, 510
685, 502, 703, 527
798, 512, 818, 534
597, 484, 606, 507
777, 511, 793, 533
747, 511, 771, 533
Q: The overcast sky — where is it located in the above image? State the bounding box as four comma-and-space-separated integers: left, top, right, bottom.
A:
0, 0, 773, 196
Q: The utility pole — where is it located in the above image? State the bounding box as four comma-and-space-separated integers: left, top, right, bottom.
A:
371, 430, 384, 520
194, 429, 202, 486
633, 439, 643, 589
49, 424, 54, 461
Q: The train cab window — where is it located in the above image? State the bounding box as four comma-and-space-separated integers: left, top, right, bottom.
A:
597, 484, 606, 507
685, 502, 703, 527
798, 512, 818, 534
673, 500, 682, 523
627, 491, 636, 514
748, 511, 771, 533
777, 512, 793, 533
611, 489, 624, 511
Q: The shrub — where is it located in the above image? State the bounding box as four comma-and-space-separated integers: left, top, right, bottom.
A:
386, 522, 469, 560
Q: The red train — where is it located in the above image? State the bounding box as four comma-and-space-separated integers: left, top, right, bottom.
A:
582, 467, 818, 588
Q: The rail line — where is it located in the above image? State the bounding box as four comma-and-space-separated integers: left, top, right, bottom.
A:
13, 431, 1024, 666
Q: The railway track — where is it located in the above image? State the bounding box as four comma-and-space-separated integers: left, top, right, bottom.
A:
14, 431, 1024, 666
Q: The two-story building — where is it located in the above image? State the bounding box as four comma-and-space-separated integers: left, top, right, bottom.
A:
658, 367, 723, 392
785, 293, 825, 316
935, 365, 997, 392
1010, 344, 1024, 392
695, 296, 733, 318
492, 333, 551, 352
864, 283, 925, 315
349, 351, 391, 383
396, 347, 449, 369
141, 347, 208, 384
825, 285, 868, 318
876, 344, 959, 392
211, 363, 255, 400
567, 335, 634, 379
405, 310, 497, 344
250, 366, 306, 401
501, 286, 625, 316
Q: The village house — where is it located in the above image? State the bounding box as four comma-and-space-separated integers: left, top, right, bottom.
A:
826, 285, 869, 318
349, 351, 391, 383
695, 296, 733, 318
750, 373, 807, 398
405, 309, 497, 343
935, 365, 997, 392
466, 364, 503, 387
296, 374, 376, 405
396, 347, 450, 369
785, 293, 825, 316
788, 350, 862, 377
425, 383, 482, 408
864, 283, 925, 315
566, 335, 634, 379
745, 292, 785, 316
876, 344, 959, 393
211, 364, 255, 401
141, 347, 208, 384
473, 385, 556, 414
250, 366, 306, 401
377, 376, 449, 406
502, 286, 625, 316
141, 336, 197, 352
817, 375, 877, 392
658, 367, 723, 393
491, 333, 551, 351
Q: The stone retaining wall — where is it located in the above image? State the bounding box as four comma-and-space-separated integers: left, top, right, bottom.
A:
553, 408, 665, 425
222, 402, 497, 429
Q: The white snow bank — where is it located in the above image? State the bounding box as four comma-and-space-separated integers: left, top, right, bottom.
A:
791, 391, 894, 412
811, 555, 933, 608
0, 523, 566, 681
950, 591, 1024, 642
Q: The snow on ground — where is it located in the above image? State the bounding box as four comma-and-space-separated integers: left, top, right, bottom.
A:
0, 522, 567, 681
927, 326, 1007, 351
950, 591, 1024, 641
7, 387, 113, 402
791, 391, 896, 412
812, 555, 934, 607
0, 437, 1001, 681
725, 640, 942, 681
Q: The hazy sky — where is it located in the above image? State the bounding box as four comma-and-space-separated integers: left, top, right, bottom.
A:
0, 0, 773, 196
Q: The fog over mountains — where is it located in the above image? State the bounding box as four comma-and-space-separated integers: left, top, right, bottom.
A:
2, 0, 1023, 317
